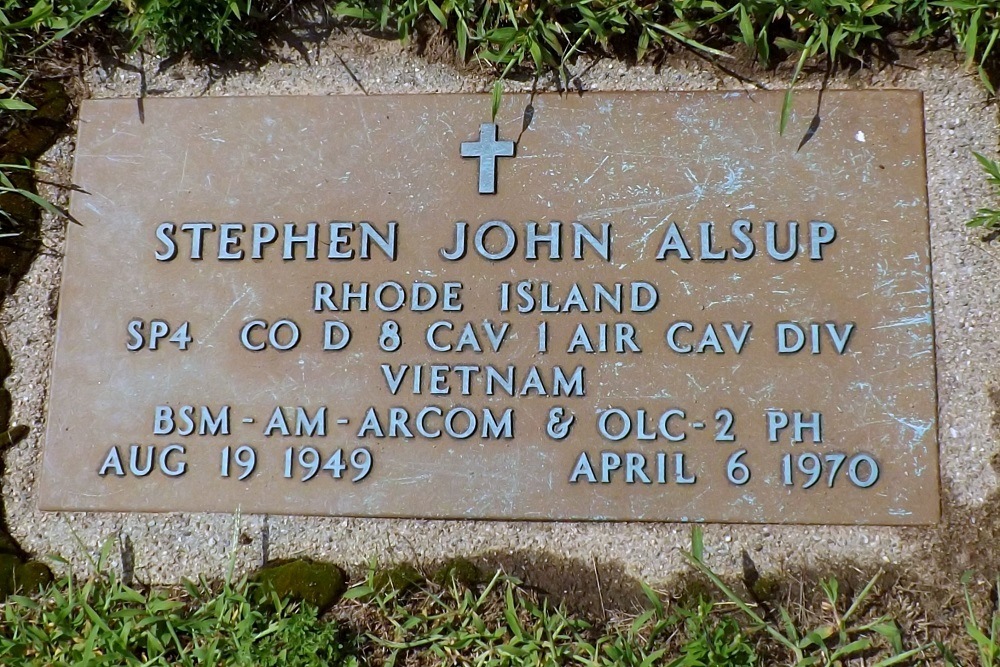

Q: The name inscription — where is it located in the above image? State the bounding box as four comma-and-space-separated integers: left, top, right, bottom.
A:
42, 92, 939, 523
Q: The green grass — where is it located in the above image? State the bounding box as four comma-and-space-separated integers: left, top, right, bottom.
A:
0, 565, 807, 666
1, 578, 355, 666
968, 151, 1000, 233
5, 530, 990, 666
0, 0, 998, 91
685, 527, 931, 666
0, 548, 357, 666
941, 572, 1000, 667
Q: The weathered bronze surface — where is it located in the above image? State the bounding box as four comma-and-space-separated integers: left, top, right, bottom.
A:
41, 92, 938, 523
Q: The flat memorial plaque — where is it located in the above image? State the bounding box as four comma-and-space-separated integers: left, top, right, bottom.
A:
41, 92, 938, 523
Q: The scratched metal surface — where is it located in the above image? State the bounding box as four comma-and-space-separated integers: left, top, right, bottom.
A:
41, 91, 938, 523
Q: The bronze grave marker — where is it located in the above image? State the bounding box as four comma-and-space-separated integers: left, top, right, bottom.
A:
41, 92, 939, 523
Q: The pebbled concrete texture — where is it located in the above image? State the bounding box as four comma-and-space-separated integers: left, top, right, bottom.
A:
2, 32, 999, 609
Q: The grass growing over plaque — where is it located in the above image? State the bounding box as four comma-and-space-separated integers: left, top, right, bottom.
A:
7, 530, 1000, 666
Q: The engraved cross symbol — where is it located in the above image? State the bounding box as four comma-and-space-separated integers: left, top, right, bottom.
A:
461, 123, 515, 195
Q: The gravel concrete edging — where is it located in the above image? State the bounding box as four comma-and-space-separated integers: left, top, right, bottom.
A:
1, 33, 999, 610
